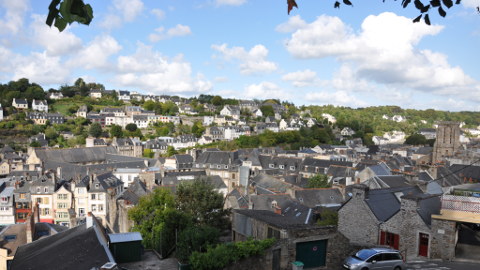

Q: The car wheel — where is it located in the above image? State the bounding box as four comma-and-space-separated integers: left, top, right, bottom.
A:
394, 267, 401, 270
360, 268, 369, 270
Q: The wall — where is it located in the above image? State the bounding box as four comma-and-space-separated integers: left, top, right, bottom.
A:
430, 218, 456, 260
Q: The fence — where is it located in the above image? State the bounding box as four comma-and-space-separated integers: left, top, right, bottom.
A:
441, 195, 480, 213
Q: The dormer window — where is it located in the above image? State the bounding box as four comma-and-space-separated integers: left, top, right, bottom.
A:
95, 184, 100, 188
44, 187, 48, 193
269, 164, 275, 169
279, 165, 285, 169
290, 166, 295, 171
36, 187, 40, 193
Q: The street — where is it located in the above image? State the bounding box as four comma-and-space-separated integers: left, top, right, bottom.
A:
406, 260, 480, 270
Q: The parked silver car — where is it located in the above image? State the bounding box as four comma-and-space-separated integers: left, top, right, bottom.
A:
343, 247, 405, 270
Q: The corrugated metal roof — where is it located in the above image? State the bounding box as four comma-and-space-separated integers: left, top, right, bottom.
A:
109, 232, 142, 243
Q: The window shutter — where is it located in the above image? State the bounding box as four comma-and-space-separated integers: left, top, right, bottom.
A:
393, 234, 400, 250
380, 231, 386, 245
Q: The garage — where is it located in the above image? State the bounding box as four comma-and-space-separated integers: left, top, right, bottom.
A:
295, 239, 327, 268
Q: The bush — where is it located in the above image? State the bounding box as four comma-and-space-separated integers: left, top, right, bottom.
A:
189, 238, 276, 270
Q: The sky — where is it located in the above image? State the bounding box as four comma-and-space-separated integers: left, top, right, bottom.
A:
1, 0, 480, 111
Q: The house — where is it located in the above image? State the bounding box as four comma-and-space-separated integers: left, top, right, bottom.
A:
114, 168, 143, 188
76, 105, 88, 118
118, 90, 131, 102
220, 105, 241, 119
101, 107, 125, 117
125, 106, 142, 116
252, 108, 263, 118
72, 176, 89, 220
0, 161, 9, 176
232, 208, 353, 269
116, 179, 149, 233
205, 126, 224, 141
9, 214, 118, 270
419, 128, 437, 140
48, 92, 63, 100
300, 157, 353, 178
132, 115, 149, 129
0, 103, 3, 121
355, 162, 392, 183
144, 139, 168, 155
31, 99, 48, 112
112, 138, 143, 157
338, 184, 443, 260
341, 127, 355, 137
29, 175, 56, 223
163, 154, 194, 171
53, 182, 73, 227
88, 172, 124, 227
0, 181, 15, 225
13, 181, 32, 223
238, 99, 258, 111
12, 98, 28, 110
27, 112, 64, 125
321, 113, 336, 124
89, 89, 103, 99
194, 150, 241, 190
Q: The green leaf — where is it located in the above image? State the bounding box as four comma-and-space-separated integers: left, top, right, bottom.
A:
59, 0, 73, 22
54, 16, 68, 31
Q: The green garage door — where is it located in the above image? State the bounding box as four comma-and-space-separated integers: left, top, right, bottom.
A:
295, 240, 327, 268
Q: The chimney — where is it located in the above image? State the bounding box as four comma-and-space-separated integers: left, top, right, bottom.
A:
274, 206, 282, 215
25, 213, 35, 243
56, 166, 62, 179
351, 184, 369, 200
34, 203, 40, 223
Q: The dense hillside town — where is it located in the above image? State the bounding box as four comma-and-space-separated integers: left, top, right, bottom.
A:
1, 81, 480, 269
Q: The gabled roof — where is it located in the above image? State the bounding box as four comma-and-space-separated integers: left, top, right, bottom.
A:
364, 186, 423, 222
363, 175, 411, 189
174, 154, 193, 164
234, 209, 314, 229
32, 146, 117, 164
10, 223, 113, 270
195, 151, 238, 165
434, 166, 463, 187
294, 188, 344, 208
90, 172, 123, 192
367, 163, 392, 176
402, 193, 441, 226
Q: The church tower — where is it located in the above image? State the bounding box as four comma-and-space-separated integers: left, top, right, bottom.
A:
432, 121, 461, 163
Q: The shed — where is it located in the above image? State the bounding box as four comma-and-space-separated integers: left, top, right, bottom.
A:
108, 232, 143, 263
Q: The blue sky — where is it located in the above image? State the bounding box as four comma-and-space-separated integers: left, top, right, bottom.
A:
1, 0, 479, 111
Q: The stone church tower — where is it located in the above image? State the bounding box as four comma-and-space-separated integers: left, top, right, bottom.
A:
432, 121, 461, 163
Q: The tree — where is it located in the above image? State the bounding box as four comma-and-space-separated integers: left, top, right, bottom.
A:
89, 122, 102, 138
128, 188, 192, 257
176, 178, 231, 230
166, 146, 178, 157
125, 123, 138, 132
176, 225, 220, 263
307, 174, 331, 188
110, 124, 123, 138
211, 96, 223, 106
405, 133, 427, 145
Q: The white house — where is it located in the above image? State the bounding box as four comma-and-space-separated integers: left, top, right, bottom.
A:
0, 104, 3, 121
252, 109, 263, 118
114, 168, 143, 188
204, 116, 214, 126
322, 113, 336, 124
341, 127, 355, 136
90, 89, 102, 99
220, 105, 241, 120
117, 90, 131, 102
32, 99, 48, 112
12, 98, 28, 109
48, 92, 64, 100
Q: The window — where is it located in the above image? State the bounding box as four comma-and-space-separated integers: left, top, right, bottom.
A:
57, 194, 68, 200
41, 208, 50, 216
44, 187, 48, 193
91, 194, 96, 200
57, 203, 68, 209
19, 193, 26, 199
269, 164, 275, 168
279, 165, 284, 169
78, 188, 85, 194
43, 198, 49, 204
36, 198, 42, 204
1, 197, 7, 202
79, 208, 85, 215
36, 187, 41, 193
99, 194, 104, 200
92, 204, 97, 212
98, 204, 104, 211
290, 166, 295, 171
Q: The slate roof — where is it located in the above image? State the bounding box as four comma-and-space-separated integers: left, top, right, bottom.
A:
227, 189, 249, 209
234, 209, 314, 229
449, 164, 480, 181
10, 223, 112, 270
0, 145, 14, 154
368, 163, 392, 176
175, 154, 193, 164
195, 151, 240, 166
418, 171, 433, 182
363, 175, 412, 189
90, 172, 123, 192
13, 98, 27, 105
117, 179, 148, 204
294, 189, 344, 208
415, 146, 433, 155
251, 174, 295, 194
249, 194, 292, 211
302, 158, 353, 173
32, 146, 117, 164
364, 186, 423, 222
402, 193, 441, 227
435, 166, 463, 187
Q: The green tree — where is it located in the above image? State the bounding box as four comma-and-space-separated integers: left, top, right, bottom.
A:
166, 146, 178, 157
260, 105, 274, 117
307, 174, 331, 188
211, 96, 223, 106
125, 123, 138, 132
176, 225, 220, 263
110, 124, 123, 138
176, 178, 231, 230
317, 208, 338, 226
405, 133, 427, 145
88, 122, 102, 138
143, 148, 154, 158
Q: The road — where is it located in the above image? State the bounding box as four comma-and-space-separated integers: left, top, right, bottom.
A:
406, 260, 480, 270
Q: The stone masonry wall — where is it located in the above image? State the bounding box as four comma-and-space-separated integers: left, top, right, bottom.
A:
430, 218, 456, 260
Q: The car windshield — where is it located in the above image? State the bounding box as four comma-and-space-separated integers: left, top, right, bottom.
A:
354, 249, 377, 261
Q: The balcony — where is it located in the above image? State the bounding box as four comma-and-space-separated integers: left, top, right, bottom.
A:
432, 195, 480, 223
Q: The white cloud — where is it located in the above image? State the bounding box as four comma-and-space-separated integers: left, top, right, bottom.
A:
244, 82, 291, 100
149, 24, 192, 42
275, 15, 307, 33
100, 0, 144, 29
280, 12, 480, 100
13, 52, 71, 84
212, 43, 277, 75
282, 69, 318, 87
215, 0, 247, 6
30, 15, 82, 56
0, 0, 29, 35
151, 8, 166, 20
115, 43, 212, 94
462, 0, 480, 9
305, 91, 368, 107
70, 35, 122, 69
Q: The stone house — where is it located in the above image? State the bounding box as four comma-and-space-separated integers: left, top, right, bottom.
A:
232, 209, 354, 269
53, 183, 73, 227
194, 150, 241, 191
338, 184, 443, 261
112, 137, 143, 157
